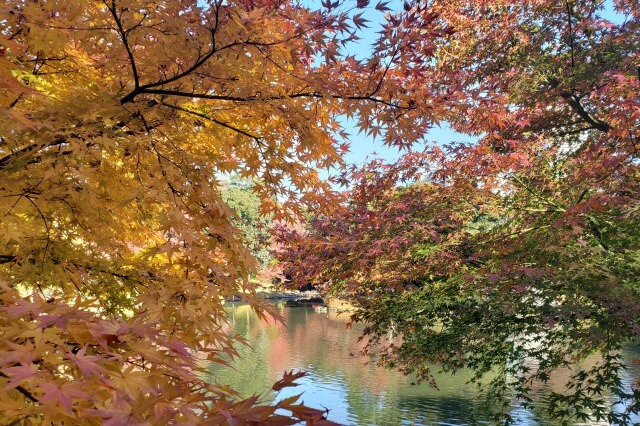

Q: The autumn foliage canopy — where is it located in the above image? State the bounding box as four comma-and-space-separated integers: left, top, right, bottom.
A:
0, 0, 453, 423
1, 0, 639, 424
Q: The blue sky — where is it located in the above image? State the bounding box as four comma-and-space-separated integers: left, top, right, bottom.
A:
324, 0, 626, 173
323, 0, 469, 174
338, 119, 472, 168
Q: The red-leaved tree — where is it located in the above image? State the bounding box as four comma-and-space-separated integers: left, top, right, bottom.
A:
275, 0, 640, 423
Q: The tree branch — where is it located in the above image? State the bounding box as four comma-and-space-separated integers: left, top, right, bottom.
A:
107, 0, 140, 91
0, 138, 68, 171
0, 138, 95, 172
585, 215, 609, 251
510, 175, 564, 211
159, 102, 260, 140
134, 88, 413, 110
0, 371, 39, 403
118, 5, 334, 105
0, 254, 16, 264
159, 102, 277, 185
565, 0, 575, 70
558, 91, 611, 133
550, 126, 596, 137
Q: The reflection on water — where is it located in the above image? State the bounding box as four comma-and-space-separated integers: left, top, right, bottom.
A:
206, 303, 640, 425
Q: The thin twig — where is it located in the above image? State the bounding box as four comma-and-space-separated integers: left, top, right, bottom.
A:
0, 371, 39, 403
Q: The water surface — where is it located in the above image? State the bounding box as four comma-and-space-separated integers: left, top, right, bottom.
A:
207, 303, 640, 425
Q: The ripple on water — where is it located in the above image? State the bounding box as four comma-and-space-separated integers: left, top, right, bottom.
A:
208, 304, 640, 425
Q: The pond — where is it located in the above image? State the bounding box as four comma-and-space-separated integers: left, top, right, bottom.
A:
207, 302, 640, 425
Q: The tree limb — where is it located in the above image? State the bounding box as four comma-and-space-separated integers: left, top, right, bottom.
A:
558, 91, 611, 133
107, 0, 140, 91
0, 371, 39, 403
130, 88, 413, 110
159, 102, 260, 140
0, 255, 16, 264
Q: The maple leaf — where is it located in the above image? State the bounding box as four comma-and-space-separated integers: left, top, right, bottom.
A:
39, 381, 93, 413
0, 341, 37, 367
1, 297, 42, 318
272, 370, 307, 391
375, 1, 391, 12
110, 366, 157, 397
3, 363, 40, 389
66, 346, 110, 379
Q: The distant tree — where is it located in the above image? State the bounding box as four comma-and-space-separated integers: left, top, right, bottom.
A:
221, 177, 272, 269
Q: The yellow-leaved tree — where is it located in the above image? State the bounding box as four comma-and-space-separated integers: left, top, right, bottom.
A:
0, 0, 448, 423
